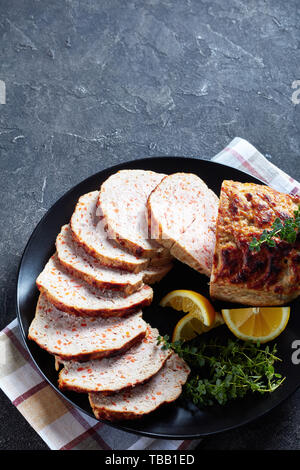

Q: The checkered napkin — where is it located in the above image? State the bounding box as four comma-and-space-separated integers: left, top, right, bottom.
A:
212, 137, 300, 195
1, 137, 298, 450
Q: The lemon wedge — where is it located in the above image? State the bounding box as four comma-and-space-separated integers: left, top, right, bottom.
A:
172, 311, 224, 342
221, 306, 290, 343
160, 290, 224, 342
160, 289, 216, 327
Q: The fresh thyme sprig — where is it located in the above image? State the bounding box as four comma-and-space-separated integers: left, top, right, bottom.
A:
249, 205, 300, 252
157, 335, 285, 407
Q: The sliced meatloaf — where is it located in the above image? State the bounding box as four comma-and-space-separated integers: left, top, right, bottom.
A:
98, 170, 167, 258
56, 224, 172, 292
70, 191, 149, 273
170, 213, 217, 276
210, 180, 300, 306
36, 254, 153, 317
147, 173, 219, 276
142, 263, 173, 285
148, 251, 174, 267
89, 354, 190, 421
56, 224, 144, 295
28, 294, 147, 361
58, 327, 172, 393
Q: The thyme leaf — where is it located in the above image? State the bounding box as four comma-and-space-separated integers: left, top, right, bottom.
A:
249, 205, 300, 252
157, 335, 285, 407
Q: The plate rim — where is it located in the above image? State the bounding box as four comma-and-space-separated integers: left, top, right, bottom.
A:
15, 155, 300, 440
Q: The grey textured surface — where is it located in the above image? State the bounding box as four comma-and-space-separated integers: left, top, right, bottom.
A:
0, 0, 300, 451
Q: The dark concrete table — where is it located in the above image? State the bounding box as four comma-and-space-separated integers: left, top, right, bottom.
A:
1, 0, 300, 450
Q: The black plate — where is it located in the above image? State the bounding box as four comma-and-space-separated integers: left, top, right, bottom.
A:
16, 157, 300, 439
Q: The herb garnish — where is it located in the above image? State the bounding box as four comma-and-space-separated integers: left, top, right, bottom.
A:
249, 205, 300, 252
157, 335, 285, 407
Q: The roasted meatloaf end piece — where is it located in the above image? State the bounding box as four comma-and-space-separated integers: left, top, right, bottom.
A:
147, 173, 219, 276
56, 224, 145, 295
28, 294, 147, 361
36, 254, 153, 317
58, 326, 172, 393
98, 170, 168, 258
88, 354, 190, 421
210, 180, 300, 306
70, 191, 149, 273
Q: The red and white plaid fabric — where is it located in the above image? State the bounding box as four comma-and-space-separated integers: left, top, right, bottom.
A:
1, 137, 298, 450
212, 137, 300, 195
0, 319, 198, 450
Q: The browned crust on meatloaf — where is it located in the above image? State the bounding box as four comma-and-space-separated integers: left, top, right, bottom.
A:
210, 180, 300, 305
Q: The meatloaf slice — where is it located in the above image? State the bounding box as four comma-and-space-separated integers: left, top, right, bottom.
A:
147, 173, 219, 276
210, 180, 300, 306
142, 263, 173, 285
89, 354, 190, 421
98, 170, 167, 258
148, 251, 174, 267
57, 224, 172, 293
70, 191, 149, 273
28, 294, 147, 361
56, 224, 144, 295
58, 326, 172, 393
36, 254, 153, 317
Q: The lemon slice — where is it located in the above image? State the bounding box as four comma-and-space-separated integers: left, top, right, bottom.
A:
221, 306, 290, 343
160, 290, 216, 327
172, 311, 224, 342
